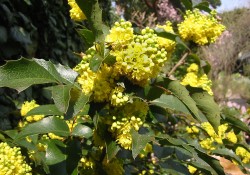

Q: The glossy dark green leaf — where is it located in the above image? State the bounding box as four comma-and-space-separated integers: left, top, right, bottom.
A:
181, 0, 192, 10
52, 85, 72, 113
175, 36, 190, 51
66, 88, 90, 119
211, 148, 242, 165
131, 130, 153, 159
222, 108, 250, 134
193, 2, 211, 13
71, 124, 93, 138
154, 28, 177, 41
106, 141, 120, 162
45, 139, 67, 165
77, 28, 95, 47
66, 139, 81, 174
150, 94, 191, 115
16, 116, 70, 140
89, 53, 103, 72
26, 104, 64, 116
0, 58, 57, 92
191, 91, 220, 132
160, 79, 202, 122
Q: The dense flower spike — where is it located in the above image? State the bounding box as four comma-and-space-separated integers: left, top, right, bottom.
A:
110, 86, 129, 107
199, 122, 238, 151
68, 0, 86, 21
19, 100, 44, 127
0, 142, 32, 175
109, 100, 149, 149
106, 20, 134, 49
178, 9, 225, 45
235, 146, 250, 164
181, 63, 213, 95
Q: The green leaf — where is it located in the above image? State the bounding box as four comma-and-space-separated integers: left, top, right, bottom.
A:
76, 0, 108, 42
15, 116, 70, 140
154, 28, 177, 41
150, 94, 191, 115
196, 149, 226, 175
66, 88, 90, 119
211, 148, 242, 165
175, 36, 190, 51
89, 53, 103, 72
52, 85, 72, 114
159, 79, 202, 122
0, 58, 57, 92
191, 91, 220, 132
0, 58, 78, 92
26, 104, 64, 116
181, 0, 193, 10
77, 28, 95, 47
66, 139, 81, 175
71, 124, 93, 138
106, 141, 120, 162
45, 139, 67, 165
131, 130, 152, 159
193, 2, 212, 13
222, 108, 250, 134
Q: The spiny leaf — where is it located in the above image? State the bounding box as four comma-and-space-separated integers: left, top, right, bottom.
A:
15, 116, 70, 140
71, 124, 93, 138
26, 104, 64, 116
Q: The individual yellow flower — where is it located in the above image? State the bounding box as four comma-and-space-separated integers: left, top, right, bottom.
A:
68, 0, 86, 21
186, 125, 199, 134
0, 142, 32, 175
188, 165, 197, 174
178, 9, 225, 45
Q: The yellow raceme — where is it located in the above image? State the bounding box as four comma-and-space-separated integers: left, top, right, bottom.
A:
0, 142, 32, 175
68, 0, 86, 21
178, 9, 225, 45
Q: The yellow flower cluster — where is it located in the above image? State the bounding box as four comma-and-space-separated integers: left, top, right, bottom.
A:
79, 157, 94, 169
110, 86, 129, 107
200, 122, 237, 151
235, 146, 250, 164
156, 21, 176, 52
0, 142, 32, 175
68, 0, 86, 21
19, 100, 44, 127
186, 124, 199, 134
106, 20, 134, 49
181, 63, 213, 95
109, 100, 149, 149
178, 9, 225, 45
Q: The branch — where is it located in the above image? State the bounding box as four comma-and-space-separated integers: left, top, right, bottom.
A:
167, 51, 189, 77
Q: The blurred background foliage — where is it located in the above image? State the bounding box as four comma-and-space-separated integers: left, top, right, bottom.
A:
0, 0, 249, 132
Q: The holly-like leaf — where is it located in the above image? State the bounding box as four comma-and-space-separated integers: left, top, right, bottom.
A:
0, 58, 78, 92
150, 94, 191, 115
222, 108, 250, 134
15, 116, 70, 140
191, 91, 220, 132
26, 104, 64, 116
154, 28, 177, 41
52, 85, 72, 114
131, 130, 153, 159
106, 141, 120, 162
0, 58, 57, 92
159, 79, 202, 122
193, 1, 211, 13
45, 139, 67, 165
71, 124, 93, 138
181, 0, 193, 10
77, 28, 95, 47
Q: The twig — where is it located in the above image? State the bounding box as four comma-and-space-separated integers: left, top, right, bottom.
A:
167, 51, 189, 77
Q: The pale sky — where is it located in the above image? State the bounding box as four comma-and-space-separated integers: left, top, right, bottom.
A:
216, 0, 250, 12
